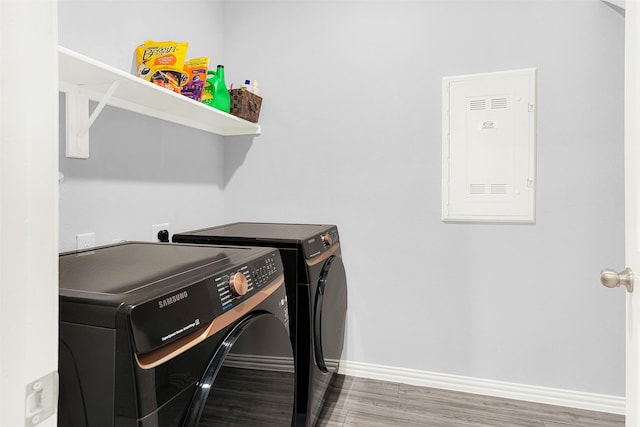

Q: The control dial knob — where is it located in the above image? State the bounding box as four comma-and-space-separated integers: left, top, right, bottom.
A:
321, 233, 332, 247
229, 272, 248, 297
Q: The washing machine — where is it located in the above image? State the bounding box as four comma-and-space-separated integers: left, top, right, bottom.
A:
172, 223, 348, 427
58, 242, 294, 426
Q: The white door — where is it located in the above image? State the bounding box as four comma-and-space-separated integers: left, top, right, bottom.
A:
602, 1, 640, 425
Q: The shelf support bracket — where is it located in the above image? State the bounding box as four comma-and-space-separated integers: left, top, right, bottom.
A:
80, 81, 120, 137
64, 81, 120, 159
64, 86, 89, 159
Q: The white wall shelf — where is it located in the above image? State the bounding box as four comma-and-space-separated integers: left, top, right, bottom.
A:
58, 46, 261, 158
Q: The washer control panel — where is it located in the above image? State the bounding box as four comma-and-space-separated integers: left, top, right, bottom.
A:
213, 250, 282, 312
125, 245, 284, 355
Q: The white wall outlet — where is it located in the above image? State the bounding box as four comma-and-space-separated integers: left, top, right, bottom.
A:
151, 223, 169, 242
76, 232, 95, 250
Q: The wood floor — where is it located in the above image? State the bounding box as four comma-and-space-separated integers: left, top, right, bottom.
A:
316, 375, 624, 427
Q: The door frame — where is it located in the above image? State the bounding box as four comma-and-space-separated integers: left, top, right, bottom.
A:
0, 1, 59, 426
626, 1, 640, 425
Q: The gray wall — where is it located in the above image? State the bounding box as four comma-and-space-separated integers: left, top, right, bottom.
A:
59, 0, 626, 397
58, 0, 229, 250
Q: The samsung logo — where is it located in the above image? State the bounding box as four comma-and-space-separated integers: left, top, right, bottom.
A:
158, 291, 189, 309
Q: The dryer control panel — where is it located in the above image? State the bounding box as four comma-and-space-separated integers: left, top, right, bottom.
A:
302, 227, 339, 261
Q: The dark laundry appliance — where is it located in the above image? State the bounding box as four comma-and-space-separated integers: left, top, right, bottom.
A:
58, 242, 294, 426
172, 223, 348, 427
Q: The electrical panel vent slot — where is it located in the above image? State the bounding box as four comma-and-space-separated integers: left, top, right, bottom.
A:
469, 99, 487, 111
491, 98, 508, 109
469, 184, 486, 195
491, 184, 508, 195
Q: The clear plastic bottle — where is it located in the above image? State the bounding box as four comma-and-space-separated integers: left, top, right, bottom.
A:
250, 79, 261, 97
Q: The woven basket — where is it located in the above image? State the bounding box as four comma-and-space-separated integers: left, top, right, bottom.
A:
229, 89, 262, 123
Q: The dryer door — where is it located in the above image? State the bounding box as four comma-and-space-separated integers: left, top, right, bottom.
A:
313, 255, 348, 373
182, 312, 294, 427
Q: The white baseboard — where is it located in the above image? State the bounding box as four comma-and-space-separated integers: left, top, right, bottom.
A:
222, 355, 624, 415
338, 360, 625, 415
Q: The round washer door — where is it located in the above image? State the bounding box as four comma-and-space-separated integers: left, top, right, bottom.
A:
183, 312, 294, 427
313, 255, 348, 373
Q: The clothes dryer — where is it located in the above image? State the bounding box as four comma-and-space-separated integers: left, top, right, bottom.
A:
173, 223, 348, 427
58, 242, 294, 426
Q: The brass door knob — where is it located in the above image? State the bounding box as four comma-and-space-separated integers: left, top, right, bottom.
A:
600, 267, 634, 293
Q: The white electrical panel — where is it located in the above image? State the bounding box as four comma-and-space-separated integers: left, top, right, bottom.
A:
442, 68, 536, 223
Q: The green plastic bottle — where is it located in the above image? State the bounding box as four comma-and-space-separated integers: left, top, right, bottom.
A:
211, 65, 230, 113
